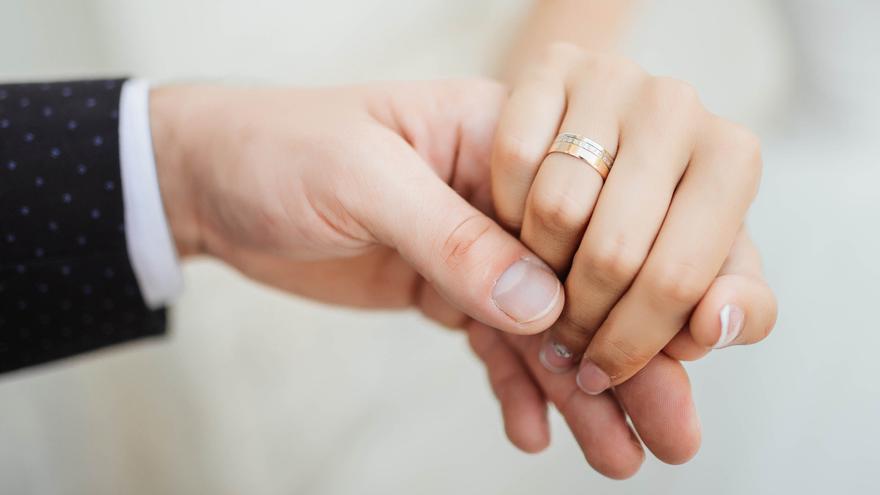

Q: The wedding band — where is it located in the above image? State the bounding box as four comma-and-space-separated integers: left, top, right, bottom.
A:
557, 133, 615, 167
547, 132, 615, 180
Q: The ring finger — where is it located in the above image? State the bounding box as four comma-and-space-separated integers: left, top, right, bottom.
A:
519, 88, 622, 274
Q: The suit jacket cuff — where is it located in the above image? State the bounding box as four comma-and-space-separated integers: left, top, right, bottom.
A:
119, 79, 184, 309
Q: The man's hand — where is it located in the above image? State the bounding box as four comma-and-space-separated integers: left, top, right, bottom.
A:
466, 320, 701, 479
147, 80, 564, 334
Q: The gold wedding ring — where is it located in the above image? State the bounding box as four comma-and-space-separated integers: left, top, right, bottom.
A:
547, 132, 616, 180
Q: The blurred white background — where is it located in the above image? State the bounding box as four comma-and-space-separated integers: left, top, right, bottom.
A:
1, 0, 878, 493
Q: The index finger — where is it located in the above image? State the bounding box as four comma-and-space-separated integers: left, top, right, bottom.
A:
509, 323, 702, 468
469, 322, 645, 479
490, 43, 576, 231
613, 353, 702, 464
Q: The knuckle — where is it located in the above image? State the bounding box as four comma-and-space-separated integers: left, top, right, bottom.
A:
721, 121, 762, 162
518, 66, 558, 88
627, 77, 704, 140
714, 120, 764, 192
594, 336, 652, 376
440, 214, 495, 270
466, 323, 497, 357
652, 77, 701, 104
458, 79, 508, 116
494, 209, 523, 233
543, 41, 585, 66
493, 134, 545, 176
733, 124, 763, 174
491, 371, 522, 399
470, 77, 506, 99
551, 312, 595, 352
643, 262, 709, 307
447, 77, 506, 104
580, 237, 644, 287
646, 77, 704, 119
580, 53, 644, 82
529, 188, 588, 234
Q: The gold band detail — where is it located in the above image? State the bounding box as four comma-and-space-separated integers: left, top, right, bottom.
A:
547, 141, 611, 180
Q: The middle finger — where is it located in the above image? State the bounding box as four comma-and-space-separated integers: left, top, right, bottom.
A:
518, 81, 624, 273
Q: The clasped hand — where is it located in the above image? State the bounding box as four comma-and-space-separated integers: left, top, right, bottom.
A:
150, 43, 776, 479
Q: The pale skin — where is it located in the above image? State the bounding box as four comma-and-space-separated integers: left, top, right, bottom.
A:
463, 0, 777, 478
471, 45, 777, 476
502, 0, 775, 380
151, 80, 565, 337
147, 1, 777, 480
150, 77, 774, 480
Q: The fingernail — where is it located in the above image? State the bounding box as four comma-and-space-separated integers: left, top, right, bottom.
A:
576, 360, 611, 395
539, 339, 575, 373
492, 257, 561, 324
714, 304, 745, 349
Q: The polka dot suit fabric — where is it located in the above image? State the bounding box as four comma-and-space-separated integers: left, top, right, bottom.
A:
0, 79, 166, 374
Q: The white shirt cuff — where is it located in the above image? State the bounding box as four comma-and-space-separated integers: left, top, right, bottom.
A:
118, 79, 184, 309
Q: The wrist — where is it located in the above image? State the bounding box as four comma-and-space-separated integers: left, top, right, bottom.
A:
149, 85, 205, 258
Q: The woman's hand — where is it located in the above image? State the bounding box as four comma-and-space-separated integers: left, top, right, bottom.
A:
148, 80, 565, 334
491, 43, 777, 393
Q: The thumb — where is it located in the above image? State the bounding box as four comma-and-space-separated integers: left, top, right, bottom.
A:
363, 147, 563, 335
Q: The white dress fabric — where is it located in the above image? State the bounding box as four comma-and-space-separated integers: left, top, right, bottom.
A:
0, 1, 877, 494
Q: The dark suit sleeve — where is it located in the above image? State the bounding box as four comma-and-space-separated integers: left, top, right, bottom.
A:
0, 79, 166, 374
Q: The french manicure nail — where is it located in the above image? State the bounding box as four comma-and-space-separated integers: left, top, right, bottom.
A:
576, 360, 611, 395
492, 257, 561, 324
714, 304, 745, 349
539, 339, 575, 373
